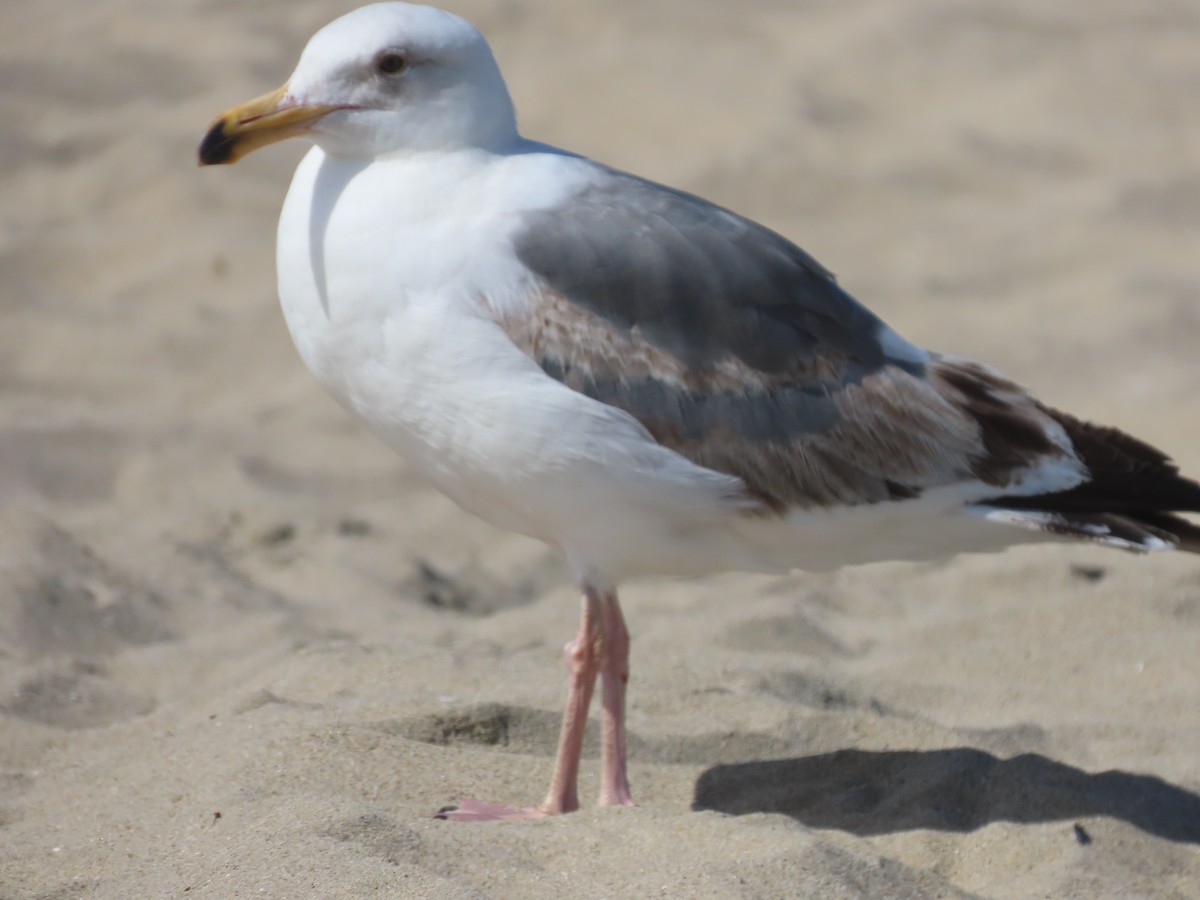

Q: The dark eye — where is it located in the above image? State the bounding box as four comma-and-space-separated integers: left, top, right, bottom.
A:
375, 52, 408, 75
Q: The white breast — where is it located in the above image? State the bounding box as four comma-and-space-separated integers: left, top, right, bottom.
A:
274, 146, 753, 579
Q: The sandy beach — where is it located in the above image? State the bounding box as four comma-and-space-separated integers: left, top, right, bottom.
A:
2, 0, 1199, 896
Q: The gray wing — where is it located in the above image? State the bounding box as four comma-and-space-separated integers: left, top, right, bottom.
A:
504, 169, 1065, 511
517, 171, 897, 380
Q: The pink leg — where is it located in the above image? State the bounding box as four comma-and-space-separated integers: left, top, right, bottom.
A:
598, 590, 635, 807
539, 587, 603, 814
435, 588, 604, 821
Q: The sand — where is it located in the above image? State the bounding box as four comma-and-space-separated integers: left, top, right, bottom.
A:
2, 0, 1199, 896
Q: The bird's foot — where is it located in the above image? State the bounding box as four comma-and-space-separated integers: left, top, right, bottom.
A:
433, 799, 552, 822
600, 791, 636, 809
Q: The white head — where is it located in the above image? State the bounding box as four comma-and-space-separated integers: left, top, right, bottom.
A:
199, 3, 518, 165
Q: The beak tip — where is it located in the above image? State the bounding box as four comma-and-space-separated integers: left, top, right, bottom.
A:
197, 119, 236, 166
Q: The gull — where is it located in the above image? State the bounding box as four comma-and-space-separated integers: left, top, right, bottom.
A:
198, 2, 1200, 821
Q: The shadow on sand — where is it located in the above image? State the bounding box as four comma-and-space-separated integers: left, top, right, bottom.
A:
693, 748, 1200, 843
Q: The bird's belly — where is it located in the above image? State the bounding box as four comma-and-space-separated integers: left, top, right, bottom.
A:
278, 302, 736, 559
276, 264, 755, 573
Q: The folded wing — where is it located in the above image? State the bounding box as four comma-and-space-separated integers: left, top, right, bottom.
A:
500, 168, 1087, 515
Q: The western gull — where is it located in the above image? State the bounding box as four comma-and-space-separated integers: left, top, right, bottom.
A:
198, 2, 1200, 821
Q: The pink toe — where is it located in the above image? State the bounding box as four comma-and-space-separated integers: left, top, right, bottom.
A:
433, 798, 550, 822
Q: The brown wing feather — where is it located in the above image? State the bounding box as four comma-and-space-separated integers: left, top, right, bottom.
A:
498, 289, 1072, 513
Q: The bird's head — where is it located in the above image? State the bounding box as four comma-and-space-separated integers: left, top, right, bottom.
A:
198, 2, 516, 165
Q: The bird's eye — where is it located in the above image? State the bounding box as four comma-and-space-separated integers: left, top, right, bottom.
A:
375, 52, 408, 75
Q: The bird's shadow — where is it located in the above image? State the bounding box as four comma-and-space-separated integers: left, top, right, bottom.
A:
692, 748, 1200, 843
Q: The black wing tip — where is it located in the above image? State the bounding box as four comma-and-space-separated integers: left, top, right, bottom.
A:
982, 403, 1200, 554
1136, 511, 1200, 553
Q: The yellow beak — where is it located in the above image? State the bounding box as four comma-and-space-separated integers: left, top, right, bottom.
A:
197, 84, 344, 165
